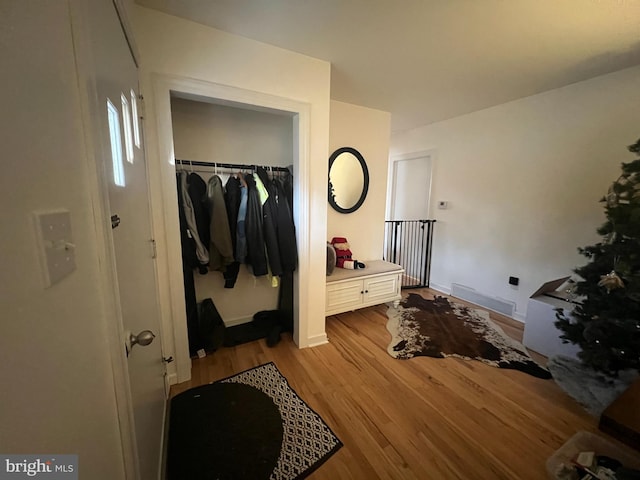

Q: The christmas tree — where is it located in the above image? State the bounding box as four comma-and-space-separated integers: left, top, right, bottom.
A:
555, 138, 640, 374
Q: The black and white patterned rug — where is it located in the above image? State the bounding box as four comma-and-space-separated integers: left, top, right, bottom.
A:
167, 362, 343, 480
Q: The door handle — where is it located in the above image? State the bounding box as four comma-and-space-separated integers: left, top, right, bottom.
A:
125, 330, 155, 356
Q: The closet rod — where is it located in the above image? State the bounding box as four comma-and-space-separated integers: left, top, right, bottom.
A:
175, 159, 290, 172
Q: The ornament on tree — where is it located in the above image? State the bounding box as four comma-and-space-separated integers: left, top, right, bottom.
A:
597, 270, 624, 293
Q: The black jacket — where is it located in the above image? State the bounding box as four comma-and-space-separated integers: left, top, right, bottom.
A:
273, 177, 297, 273
256, 168, 298, 274
257, 168, 283, 276
224, 175, 241, 253
244, 174, 268, 276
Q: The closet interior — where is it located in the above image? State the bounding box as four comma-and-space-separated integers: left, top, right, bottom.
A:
170, 96, 297, 356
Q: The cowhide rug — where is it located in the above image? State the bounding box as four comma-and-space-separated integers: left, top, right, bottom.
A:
386, 293, 551, 379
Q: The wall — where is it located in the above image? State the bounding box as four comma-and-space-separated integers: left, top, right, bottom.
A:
131, 6, 331, 353
328, 100, 391, 261
171, 98, 294, 168
0, 1, 125, 477
171, 97, 293, 324
391, 65, 640, 320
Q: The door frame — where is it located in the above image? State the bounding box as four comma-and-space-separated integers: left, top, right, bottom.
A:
147, 74, 313, 384
69, 0, 155, 478
387, 150, 435, 220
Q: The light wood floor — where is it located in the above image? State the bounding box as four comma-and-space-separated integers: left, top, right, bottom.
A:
170, 288, 599, 479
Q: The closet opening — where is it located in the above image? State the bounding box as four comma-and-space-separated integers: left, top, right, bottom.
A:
151, 76, 316, 386
170, 93, 300, 359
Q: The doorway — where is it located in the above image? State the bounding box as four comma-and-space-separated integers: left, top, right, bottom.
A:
149, 77, 314, 385
170, 96, 295, 352
388, 151, 433, 221
385, 151, 435, 288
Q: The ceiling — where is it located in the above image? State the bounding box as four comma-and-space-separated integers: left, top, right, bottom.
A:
136, 0, 640, 132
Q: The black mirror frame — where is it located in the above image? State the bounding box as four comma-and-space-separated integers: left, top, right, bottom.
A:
328, 147, 370, 214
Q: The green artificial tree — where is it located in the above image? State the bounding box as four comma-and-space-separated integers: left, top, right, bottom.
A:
555, 138, 640, 374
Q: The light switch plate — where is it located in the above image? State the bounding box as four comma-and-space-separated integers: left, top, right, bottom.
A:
34, 210, 76, 288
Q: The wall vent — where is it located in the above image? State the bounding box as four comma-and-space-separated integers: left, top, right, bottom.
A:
450, 283, 516, 317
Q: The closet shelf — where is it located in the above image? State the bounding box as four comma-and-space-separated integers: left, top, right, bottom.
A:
175, 159, 290, 172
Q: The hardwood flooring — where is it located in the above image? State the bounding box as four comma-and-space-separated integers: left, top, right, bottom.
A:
170, 288, 599, 479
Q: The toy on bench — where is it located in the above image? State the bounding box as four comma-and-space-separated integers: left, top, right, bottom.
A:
330, 237, 365, 269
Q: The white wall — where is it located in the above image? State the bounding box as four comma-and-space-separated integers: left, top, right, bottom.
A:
391, 65, 640, 320
171, 98, 293, 168
329, 100, 391, 261
131, 6, 331, 351
0, 1, 125, 477
170, 97, 293, 325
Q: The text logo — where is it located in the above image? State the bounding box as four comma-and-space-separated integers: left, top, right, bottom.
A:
0, 455, 77, 480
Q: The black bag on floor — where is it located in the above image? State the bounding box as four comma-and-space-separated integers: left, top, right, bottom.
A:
197, 298, 225, 353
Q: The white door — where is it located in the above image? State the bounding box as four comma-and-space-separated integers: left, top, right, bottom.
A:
386, 152, 433, 285
88, 2, 166, 479
389, 153, 432, 220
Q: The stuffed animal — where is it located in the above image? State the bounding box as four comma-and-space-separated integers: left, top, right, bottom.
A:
330, 237, 365, 269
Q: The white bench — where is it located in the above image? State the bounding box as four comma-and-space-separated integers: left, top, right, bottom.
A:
326, 260, 404, 316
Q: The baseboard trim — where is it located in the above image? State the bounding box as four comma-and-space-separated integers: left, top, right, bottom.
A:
306, 333, 329, 348
429, 282, 451, 295
451, 283, 516, 318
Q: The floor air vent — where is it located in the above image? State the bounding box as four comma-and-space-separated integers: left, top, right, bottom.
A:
450, 283, 516, 317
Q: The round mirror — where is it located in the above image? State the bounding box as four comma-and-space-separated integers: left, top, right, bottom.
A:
328, 147, 369, 214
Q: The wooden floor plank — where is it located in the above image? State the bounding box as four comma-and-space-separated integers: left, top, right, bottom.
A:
169, 288, 601, 479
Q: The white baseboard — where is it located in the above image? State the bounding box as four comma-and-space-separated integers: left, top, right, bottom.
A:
305, 333, 328, 348
429, 282, 451, 295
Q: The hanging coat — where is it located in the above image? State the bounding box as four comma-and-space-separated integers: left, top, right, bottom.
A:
256, 168, 283, 276
223, 175, 242, 289
187, 172, 210, 253
256, 167, 298, 274
176, 172, 198, 270
179, 171, 209, 270
224, 175, 241, 253
244, 174, 268, 276
282, 168, 294, 215
273, 177, 298, 273
235, 182, 248, 264
206, 175, 234, 271
176, 173, 200, 354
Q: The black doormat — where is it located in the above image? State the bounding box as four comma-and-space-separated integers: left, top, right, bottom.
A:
167, 362, 343, 480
